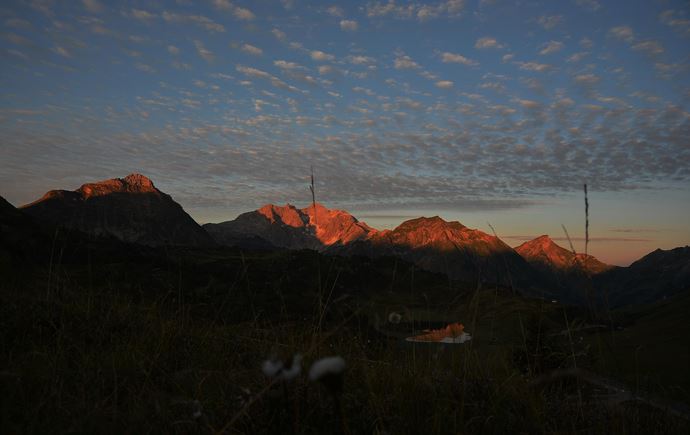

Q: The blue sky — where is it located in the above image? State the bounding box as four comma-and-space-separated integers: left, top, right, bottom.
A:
1, 0, 689, 265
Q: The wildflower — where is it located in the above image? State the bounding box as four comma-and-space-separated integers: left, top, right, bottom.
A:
309, 356, 346, 395
262, 354, 302, 381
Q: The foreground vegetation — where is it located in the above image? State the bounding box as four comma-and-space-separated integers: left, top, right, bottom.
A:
1, 241, 688, 434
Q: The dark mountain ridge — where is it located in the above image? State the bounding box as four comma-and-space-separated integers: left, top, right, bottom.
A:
9, 174, 689, 308
21, 174, 214, 247
594, 246, 690, 307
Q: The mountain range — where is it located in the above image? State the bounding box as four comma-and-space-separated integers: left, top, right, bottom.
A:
203, 202, 375, 250
3, 173, 688, 307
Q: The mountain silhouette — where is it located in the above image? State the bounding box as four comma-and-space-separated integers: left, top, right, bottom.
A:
203, 202, 376, 250
594, 246, 690, 307
515, 235, 612, 275
337, 215, 546, 290
21, 174, 214, 247
1, 195, 49, 260
514, 235, 614, 304
13, 174, 689, 308
207, 205, 549, 289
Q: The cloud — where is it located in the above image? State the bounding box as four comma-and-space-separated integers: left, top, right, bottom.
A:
475, 37, 503, 49
366, 0, 411, 18
366, 0, 464, 22
574, 73, 600, 85
567, 52, 588, 63
516, 98, 540, 109
654, 62, 687, 79
537, 15, 563, 30
311, 50, 335, 61
609, 26, 634, 42
441, 52, 478, 66
394, 54, 420, 69
353, 86, 376, 96
340, 20, 358, 31
212, 0, 255, 20
162, 12, 225, 32
131, 9, 156, 21
52, 46, 71, 58
212, 0, 233, 9
236, 65, 299, 92
539, 40, 563, 55
659, 9, 690, 36
194, 40, 214, 62
236, 65, 272, 80
234, 7, 255, 21
515, 61, 551, 72
241, 43, 263, 56
632, 40, 664, 56
136, 63, 155, 73
274, 60, 304, 70
327, 6, 344, 17
4, 0, 690, 226
318, 65, 335, 75
4, 100, 690, 220
348, 55, 375, 65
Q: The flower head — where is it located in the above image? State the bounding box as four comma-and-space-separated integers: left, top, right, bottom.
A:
309, 356, 346, 394
262, 354, 302, 381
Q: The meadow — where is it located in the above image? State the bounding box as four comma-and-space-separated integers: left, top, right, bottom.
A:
1, 238, 688, 434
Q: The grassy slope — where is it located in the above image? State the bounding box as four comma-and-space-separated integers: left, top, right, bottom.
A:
1, 244, 688, 434
586, 291, 690, 404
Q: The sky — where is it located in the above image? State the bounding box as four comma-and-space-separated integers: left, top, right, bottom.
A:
1, 0, 689, 266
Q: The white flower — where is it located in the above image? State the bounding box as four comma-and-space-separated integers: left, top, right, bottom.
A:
262, 354, 302, 381
308, 356, 346, 382
262, 358, 283, 377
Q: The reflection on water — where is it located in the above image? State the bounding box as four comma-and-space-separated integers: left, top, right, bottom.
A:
405, 322, 472, 344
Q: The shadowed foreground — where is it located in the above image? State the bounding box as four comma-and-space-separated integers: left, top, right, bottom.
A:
1, 239, 688, 434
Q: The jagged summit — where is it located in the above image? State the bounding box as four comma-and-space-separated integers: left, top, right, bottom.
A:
20, 174, 213, 247
394, 216, 467, 236
516, 235, 611, 274
27, 173, 159, 206
379, 216, 502, 254
532, 234, 557, 245
257, 203, 307, 227
78, 173, 158, 197
204, 202, 376, 249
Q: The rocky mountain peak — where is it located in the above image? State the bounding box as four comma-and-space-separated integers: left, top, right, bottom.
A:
516, 235, 611, 275
20, 174, 213, 247
76, 173, 159, 198
257, 203, 307, 228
